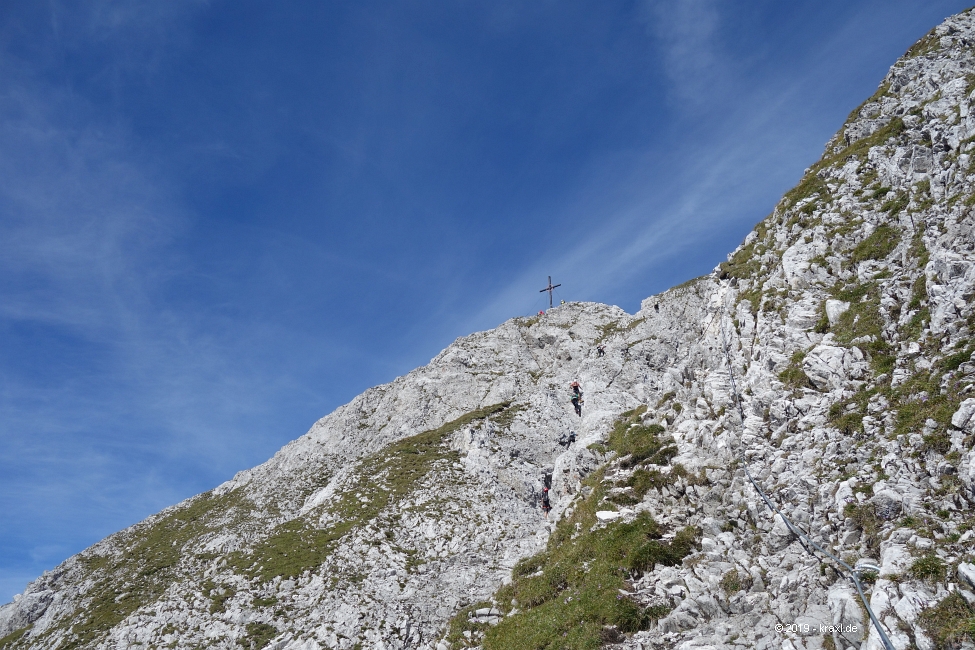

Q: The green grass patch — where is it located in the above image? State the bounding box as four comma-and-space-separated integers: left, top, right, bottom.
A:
904, 306, 930, 341
0, 625, 32, 649
919, 591, 975, 650
719, 569, 750, 595
42, 489, 253, 650
851, 225, 901, 264
611, 464, 698, 506
483, 509, 696, 650
831, 282, 895, 374
941, 344, 974, 372
786, 116, 906, 221
913, 179, 934, 212
841, 82, 891, 132
239, 622, 279, 649
783, 172, 830, 213
779, 350, 812, 391
905, 29, 941, 59
718, 224, 771, 281
911, 554, 947, 583
880, 193, 909, 215
450, 409, 699, 650
892, 370, 963, 440
202, 579, 237, 614
671, 275, 707, 292
230, 403, 514, 581
445, 601, 495, 647
843, 502, 881, 554
909, 274, 928, 310
814, 300, 831, 334
595, 318, 645, 345
605, 408, 669, 469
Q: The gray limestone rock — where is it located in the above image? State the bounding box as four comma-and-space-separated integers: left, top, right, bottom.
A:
951, 397, 975, 430
871, 490, 903, 521
825, 299, 851, 326
8, 7, 975, 650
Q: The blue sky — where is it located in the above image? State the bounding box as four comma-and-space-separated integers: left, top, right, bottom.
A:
0, 0, 968, 601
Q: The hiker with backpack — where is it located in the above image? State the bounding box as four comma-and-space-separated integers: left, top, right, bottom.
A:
570, 381, 583, 416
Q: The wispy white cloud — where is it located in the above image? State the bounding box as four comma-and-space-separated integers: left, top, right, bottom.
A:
462, 0, 934, 333
640, 0, 726, 108
0, 1, 315, 600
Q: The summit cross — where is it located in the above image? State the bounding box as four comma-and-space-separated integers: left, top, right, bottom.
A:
539, 276, 561, 309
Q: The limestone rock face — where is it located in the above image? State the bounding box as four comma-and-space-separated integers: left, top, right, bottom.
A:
6, 8, 975, 650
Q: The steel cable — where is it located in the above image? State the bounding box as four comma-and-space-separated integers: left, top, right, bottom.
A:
718, 305, 895, 650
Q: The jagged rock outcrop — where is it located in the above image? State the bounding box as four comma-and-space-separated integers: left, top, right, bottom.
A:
6, 8, 975, 650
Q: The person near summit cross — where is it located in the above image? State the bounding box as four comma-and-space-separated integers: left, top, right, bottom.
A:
570, 381, 583, 416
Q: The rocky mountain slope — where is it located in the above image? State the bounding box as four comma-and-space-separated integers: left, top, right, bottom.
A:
7, 8, 975, 650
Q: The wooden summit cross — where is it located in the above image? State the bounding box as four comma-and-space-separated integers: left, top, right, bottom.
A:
539, 276, 561, 309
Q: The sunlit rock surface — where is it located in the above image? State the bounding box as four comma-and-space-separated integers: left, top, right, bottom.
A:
6, 8, 975, 650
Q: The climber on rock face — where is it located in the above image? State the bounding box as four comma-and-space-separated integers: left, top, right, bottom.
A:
596, 345, 605, 357
558, 431, 576, 448
541, 488, 552, 517
570, 381, 583, 416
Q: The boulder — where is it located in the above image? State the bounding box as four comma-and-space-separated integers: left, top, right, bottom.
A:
828, 585, 867, 646
958, 562, 975, 591
825, 299, 851, 326
951, 398, 975, 430
803, 343, 868, 391
768, 514, 796, 552
871, 490, 903, 520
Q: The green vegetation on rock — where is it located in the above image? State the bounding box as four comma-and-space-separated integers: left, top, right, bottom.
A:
843, 502, 881, 554
830, 282, 895, 374
779, 351, 812, 391
34, 489, 253, 650
230, 403, 514, 582
239, 622, 279, 649
446, 409, 699, 650
719, 569, 749, 595
718, 224, 769, 281
605, 406, 674, 469
0, 625, 32, 650
909, 554, 947, 583
850, 225, 901, 264
918, 591, 975, 650
482, 505, 696, 650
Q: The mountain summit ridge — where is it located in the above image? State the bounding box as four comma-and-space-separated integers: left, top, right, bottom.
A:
6, 8, 975, 650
